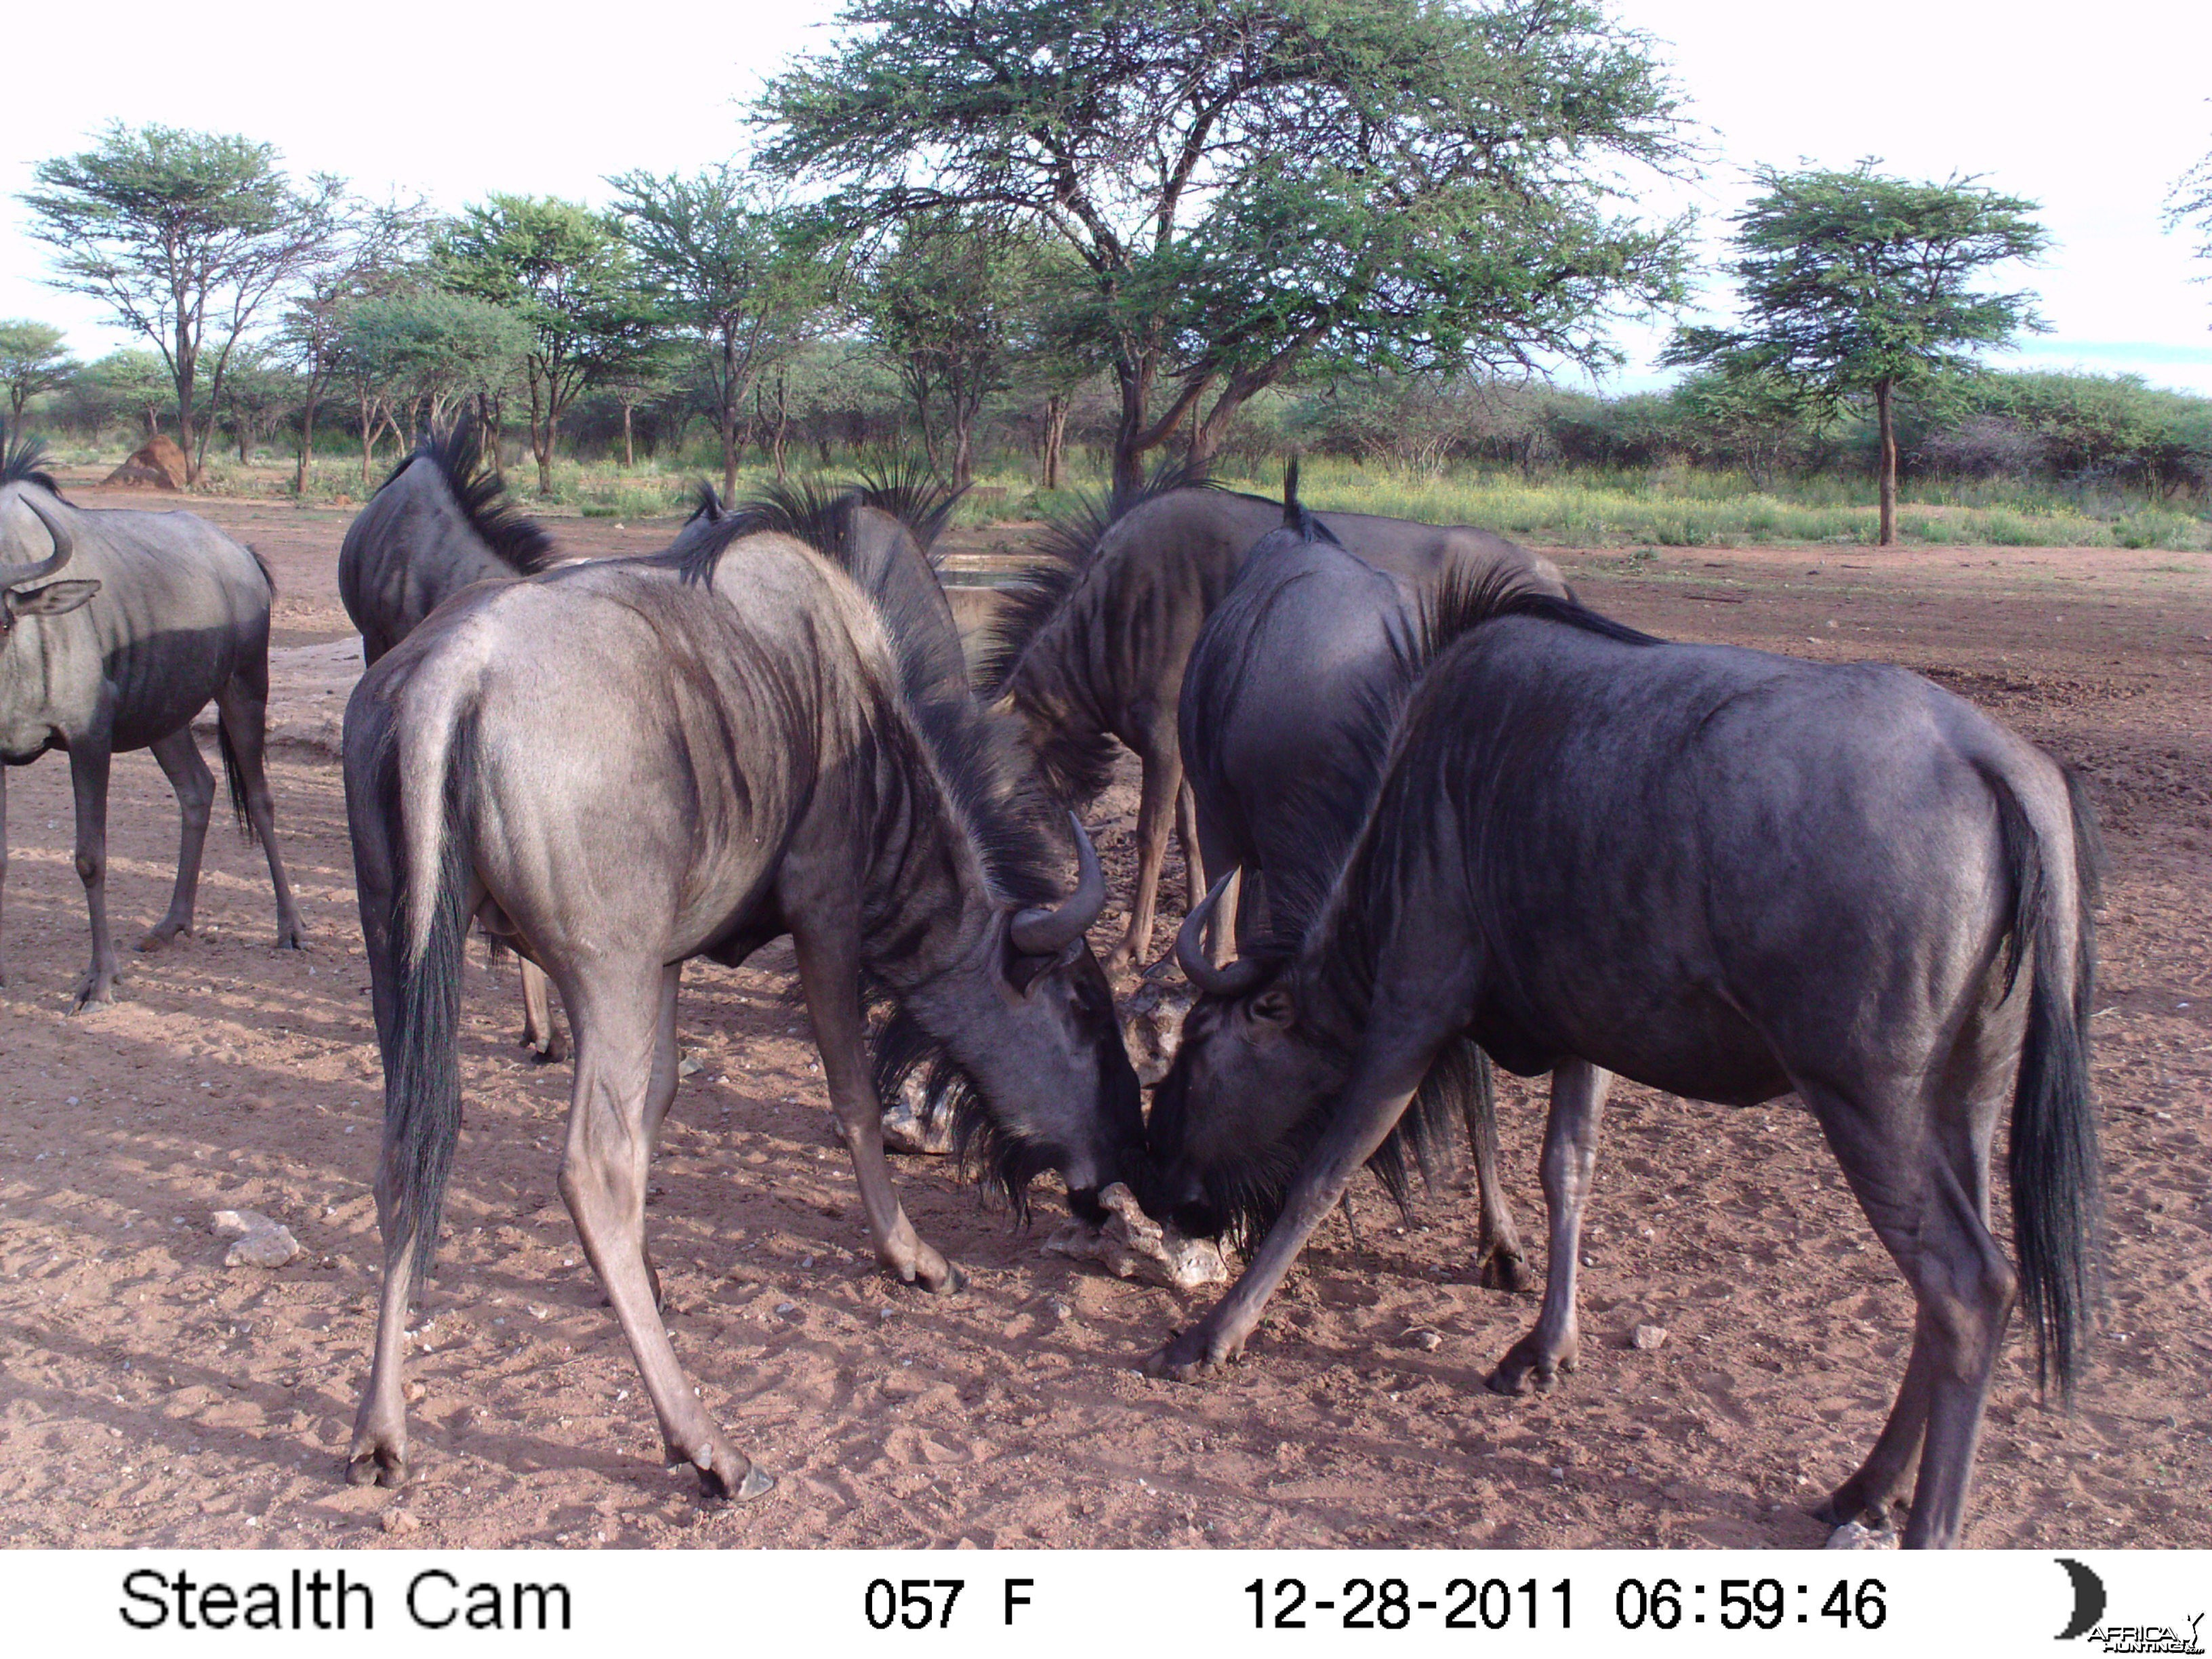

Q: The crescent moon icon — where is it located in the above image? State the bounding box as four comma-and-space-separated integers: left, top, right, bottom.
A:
2055, 1557, 2106, 1641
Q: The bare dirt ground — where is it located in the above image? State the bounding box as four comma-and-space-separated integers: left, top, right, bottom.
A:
1, 481, 2205, 1550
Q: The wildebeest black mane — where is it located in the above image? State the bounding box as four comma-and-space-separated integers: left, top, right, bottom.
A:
390, 416, 559, 576
0, 422, 62, 495
686, 480, 724, 523
973, 454, 1221, 700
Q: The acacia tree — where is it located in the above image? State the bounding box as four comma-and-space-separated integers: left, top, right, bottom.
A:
857, 213, 1063, 487
440, 196, 661, 493
759, 0, 1692, 492
22, 123, 343, 483
1664, 162, 2047, 546
279, 196, 429, 492
606, 165, 827, 499
0, 321, 81, 426
2169, 140, 2212, 301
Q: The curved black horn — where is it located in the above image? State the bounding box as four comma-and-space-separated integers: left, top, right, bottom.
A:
1176, 873, 1269, 997
1009, 812, 1107, 956
5, 491, 75, 588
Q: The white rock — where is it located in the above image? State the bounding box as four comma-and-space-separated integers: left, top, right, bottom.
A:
1042, 1183, 1229, 1290
1824, 1521, 1898, 1551
1632, 1323, 1669, 1351
226, 1225, 300, 1269
880, 1076, 957, 1156
209, 1209, 277, 1240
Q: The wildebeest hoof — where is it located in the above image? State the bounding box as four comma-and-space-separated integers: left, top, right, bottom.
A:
924, 1261, 967, 1296
68, 970, 119, 1013
274, 921, 305, 951
136, 922, 187, 953
346, 1448, 407, 1489
1477, 1247, 1533, 1293
693, 1444, 774, 1503
1486, 1338, 1573, 1396
1811, 1486, 1898, 1531
1145, 1325, 1242, 1381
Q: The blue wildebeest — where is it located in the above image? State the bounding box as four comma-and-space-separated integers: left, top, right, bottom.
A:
342, 511, 1142, 1496
983, 464, 1565, 973
340, 419, 570, 1054
0, 430, 304, 1010
1174, 488, 1525, 1288
1143, 564, 2102, 1549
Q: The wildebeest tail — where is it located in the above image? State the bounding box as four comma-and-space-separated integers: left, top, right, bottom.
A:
1987, 762, 2103, 1404
214, 718, 260, 845
382, 701, 475, 1286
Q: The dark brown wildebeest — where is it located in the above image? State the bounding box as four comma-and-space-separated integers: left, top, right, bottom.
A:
1174, 492, 1525, 1288
339, 419, 570, 1054
981, 464, 1565, 973
0, 428, 304, 1010
1143, 560, 2101, 1549
342, 510, 1142, 1497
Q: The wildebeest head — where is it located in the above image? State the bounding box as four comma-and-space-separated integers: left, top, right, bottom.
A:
0, 489, 102, 637
1139, 878, 1349, 1242
876, 813, 1145, 1219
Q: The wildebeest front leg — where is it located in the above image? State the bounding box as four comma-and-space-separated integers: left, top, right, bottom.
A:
1488, 1059, 1612, 1395
1107, 733, 1183, 976
66, 735, 119, 1011
138, 726, 215, 952
518, 959, 565, 1062
1149, 1025, 1441, 1380
792, 922, 962, 1293
213, 684, 304, 949
559, 964, 769, 1500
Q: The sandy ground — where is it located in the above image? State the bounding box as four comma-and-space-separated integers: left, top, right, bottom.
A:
0, 481, 2206, 1550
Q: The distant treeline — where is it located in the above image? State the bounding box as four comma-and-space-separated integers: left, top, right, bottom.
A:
15, 339, 2210, 505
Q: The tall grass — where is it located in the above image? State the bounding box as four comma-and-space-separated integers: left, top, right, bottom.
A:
47, 435, 2211, 552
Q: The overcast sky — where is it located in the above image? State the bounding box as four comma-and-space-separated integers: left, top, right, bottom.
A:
3, 0, 2208, 393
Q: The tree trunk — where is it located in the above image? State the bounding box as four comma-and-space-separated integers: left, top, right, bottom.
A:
1875, 380, 1897, 548
718, 329, 741, 504
537, 413, 558, 496
359, 391, 375, 491
294, 394, 318, 495
622, 402, 636, 470
1040, 393, 1069, 491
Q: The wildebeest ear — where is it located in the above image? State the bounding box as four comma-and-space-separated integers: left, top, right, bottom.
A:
1250, 987, 1294, 1027
5, 577, 101, 617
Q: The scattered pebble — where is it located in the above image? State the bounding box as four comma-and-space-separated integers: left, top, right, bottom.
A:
380, 1509, 419, 1535
1632, 1324, 1669, 1352
1401, 1327, 1444, 1351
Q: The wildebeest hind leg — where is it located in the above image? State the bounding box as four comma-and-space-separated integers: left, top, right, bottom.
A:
347, 1200, 421, 1489
138, 726, 215, 951
1175, 780, 1207, 910
1458, 1046, 1530, 1292
1816, 1090, 2016, 1548
213, 681, 304, 949
1107, 739, 1183, 976
1814, 1321, 1936, 1532
558, 961, 767, 1500
1488, 1061, 1612, 1395
791, 919, 961, 1294
66, 735, 119, 1011
1, 764, 10, 984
